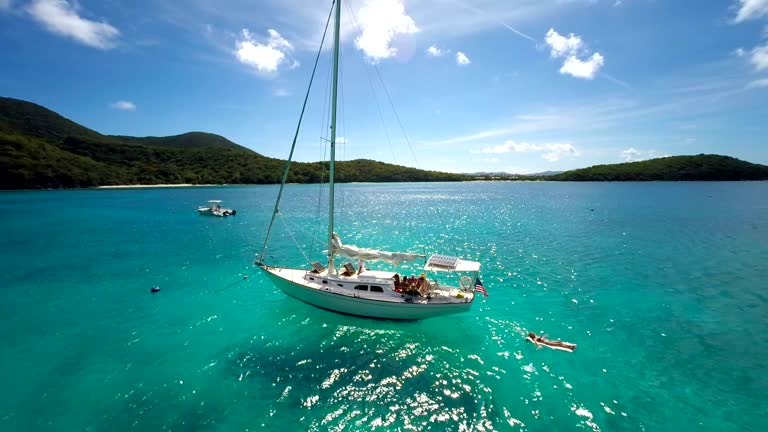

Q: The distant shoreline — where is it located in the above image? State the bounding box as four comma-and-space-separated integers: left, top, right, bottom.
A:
96, 184, 221, 189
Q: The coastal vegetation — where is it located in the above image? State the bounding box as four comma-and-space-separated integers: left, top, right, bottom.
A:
550, 155, 768, 181
0, 97, 464, 189
2, 97, 767, 189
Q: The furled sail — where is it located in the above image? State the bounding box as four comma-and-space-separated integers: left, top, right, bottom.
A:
331, 234, 423, 265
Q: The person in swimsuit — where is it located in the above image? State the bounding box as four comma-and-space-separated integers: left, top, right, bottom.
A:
527, 332, 577, 351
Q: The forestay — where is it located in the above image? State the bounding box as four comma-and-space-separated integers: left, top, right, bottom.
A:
331, 234, 423, 265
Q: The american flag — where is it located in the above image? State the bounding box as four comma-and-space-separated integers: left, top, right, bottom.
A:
475, 277, 488, 297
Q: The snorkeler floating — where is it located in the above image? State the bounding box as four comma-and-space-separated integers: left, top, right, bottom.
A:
526, 332, 577, 352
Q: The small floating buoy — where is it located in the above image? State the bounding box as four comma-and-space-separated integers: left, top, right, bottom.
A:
151, 286, 160, 293
243, 275, 248, 280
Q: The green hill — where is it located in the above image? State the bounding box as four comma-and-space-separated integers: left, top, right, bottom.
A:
113, 132, 253, 152
0, 97, 105, 144
0, 97, 465, 189
3, 97, 765, 189
551, 155, 768, 181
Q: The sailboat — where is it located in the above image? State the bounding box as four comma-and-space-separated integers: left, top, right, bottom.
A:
255, 0, 483, 320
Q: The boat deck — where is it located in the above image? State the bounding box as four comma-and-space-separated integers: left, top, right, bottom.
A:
266, 267, 474, 305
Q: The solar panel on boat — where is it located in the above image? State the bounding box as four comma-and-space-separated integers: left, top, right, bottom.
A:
427, 254, 460, 268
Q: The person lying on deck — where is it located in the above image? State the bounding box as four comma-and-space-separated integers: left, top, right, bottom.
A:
527, 332, 577, 351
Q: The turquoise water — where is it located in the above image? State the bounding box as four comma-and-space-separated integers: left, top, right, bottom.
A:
1, 182, 767, 431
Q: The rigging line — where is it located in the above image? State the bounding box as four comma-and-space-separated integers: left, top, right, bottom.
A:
310, 133, 329, 260
280, 215, 313, 265
316, 37, 334, 254
342, 0, 397, 165
344, 0, 420, 169
336, 42, 365, 231
318, 34, 333, 154
311, 35, 334, 260
326, 0, 343, 271
312, 55, 332, 260
371, 62, 420, 169
280, 209, 328, 249
213, 274, 253, 293
336, 51, 366, 230
256, 0, 335, 265
309, 160, 327, 259
339, 42, 348, 225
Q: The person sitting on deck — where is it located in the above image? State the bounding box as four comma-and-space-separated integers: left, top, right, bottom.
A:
527, 332, 577, 351
417, 274, 428, 296
357, 259, 366, 275
393, 273, 401, 288
401, 275, 414, 295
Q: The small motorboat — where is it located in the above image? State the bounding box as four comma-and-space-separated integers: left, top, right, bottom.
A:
198, 200, 237, 217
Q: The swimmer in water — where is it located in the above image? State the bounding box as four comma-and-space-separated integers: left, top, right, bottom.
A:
527, 332, 577, 351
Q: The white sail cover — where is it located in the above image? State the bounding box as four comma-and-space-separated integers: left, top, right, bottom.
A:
331, 234, 423, 265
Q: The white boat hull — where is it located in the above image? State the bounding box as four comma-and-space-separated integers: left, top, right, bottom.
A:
197, 207, 235, 217
259, 266, 474, 320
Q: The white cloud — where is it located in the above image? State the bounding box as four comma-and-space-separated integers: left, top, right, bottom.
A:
26, 0, 120, 49
750, 43, 768, 71
110, 100, 136, 111
560, 53, 604, 79
541, 144, 578, 162
272, 88, 291, 97
355, 0, 419, 61
544, 28, 604, 79
426, 45, 446, 56
235, 29, 298, 74
621, 147, 666, 162
455, 51, 471, 65
733, 0, 768, 23
621, 147, 641, 161
733, 47, 746, 57
0, 0, 11, 11
480, 140, 579, 162
747, 77, 768, 88
544, 28, 583, 58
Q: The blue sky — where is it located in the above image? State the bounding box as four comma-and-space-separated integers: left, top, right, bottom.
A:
1, 0, 767, 173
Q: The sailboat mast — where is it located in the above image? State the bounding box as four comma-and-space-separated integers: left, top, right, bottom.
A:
327, 0, 341, 272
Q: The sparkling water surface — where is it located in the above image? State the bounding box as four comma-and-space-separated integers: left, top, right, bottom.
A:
1, 182, 767, 431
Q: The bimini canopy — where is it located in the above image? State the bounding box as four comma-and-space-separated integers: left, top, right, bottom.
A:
331, 234, 423, 265
423, 254, 481, 273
